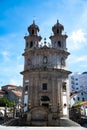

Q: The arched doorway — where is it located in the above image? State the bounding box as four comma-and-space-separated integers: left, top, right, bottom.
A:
40, 96, 50, 108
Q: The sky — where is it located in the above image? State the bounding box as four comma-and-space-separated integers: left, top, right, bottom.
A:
0, 0, 87, 87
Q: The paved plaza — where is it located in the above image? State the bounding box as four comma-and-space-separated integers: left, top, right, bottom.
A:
0, 126, 86, 130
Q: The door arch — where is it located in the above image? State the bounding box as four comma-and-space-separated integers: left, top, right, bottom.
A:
40, 96, 50, 108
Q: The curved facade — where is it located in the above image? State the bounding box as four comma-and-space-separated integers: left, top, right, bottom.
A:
21, 20, 71, 125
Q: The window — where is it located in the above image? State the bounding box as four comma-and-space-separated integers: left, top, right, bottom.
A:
62, 82, 66, 92
73, 98, 75, 101
42, 83, 47, 90
43, 56, 48, 64
64, 103, 67, 107
76, 88, 78, 90
32, 29, 34, 35
25, 86, 28, 91
30, 41, 33, 48
58, 41, 61, 47
71, 76, 74, 80
72, 85, 75, 89
57, 29, 59, 34
71, 81, 74, 84
81, 92, 83, 95
77, 97, 80, 101
61, 57, 65, 66
41, 96, 50, 101
75, 78, 78, 81
82, 98, 85, 101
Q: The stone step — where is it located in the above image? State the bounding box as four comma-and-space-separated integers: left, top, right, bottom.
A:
30, 120, 47, 126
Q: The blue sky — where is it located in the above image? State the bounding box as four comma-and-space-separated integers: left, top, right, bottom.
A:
0, 0, 87, 86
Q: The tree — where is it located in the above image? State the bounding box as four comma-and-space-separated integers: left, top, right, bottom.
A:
0, 97, 16, 107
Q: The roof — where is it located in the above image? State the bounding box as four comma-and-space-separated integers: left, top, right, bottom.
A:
80, 101, 87, 106
0, 90, 6, 94
28, 20, 39, 32
2, 84, 18, 87
82, 72, 87, 74
11, 90, 22, 98
1, 84, 21, 92
70, 88, 87, 98
52, 20, 64, 31
70, 91, 77, 97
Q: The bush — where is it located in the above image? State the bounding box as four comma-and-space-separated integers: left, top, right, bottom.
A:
0, 97, 16, 107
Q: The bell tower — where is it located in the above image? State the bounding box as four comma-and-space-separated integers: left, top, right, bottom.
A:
50, 20, 67, 50
24, 20, 42, 49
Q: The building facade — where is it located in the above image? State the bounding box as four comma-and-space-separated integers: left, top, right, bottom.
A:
69, 72, 80, 92
1, 84, 22, 105
69, 72, 87, 107
21, 20, 71, 125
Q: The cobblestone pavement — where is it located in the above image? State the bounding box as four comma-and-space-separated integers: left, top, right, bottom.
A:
0, 117, 86, 130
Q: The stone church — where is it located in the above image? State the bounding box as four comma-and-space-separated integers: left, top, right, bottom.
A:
21, 20, 71, 126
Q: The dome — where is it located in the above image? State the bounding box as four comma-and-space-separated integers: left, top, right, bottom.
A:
52, 20, 64, 32
82, 72, 87, 74
28, 20, 39, 33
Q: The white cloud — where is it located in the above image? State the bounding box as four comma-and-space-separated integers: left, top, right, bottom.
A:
68, 29, 87, 50
1, 51, 10, 61
68, 55, 87, 64
68, 54, 87, 73
76, 55, 87, 62
70, 29, 86, 43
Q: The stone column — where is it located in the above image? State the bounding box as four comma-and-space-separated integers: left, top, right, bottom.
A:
57, 79, 63, 116
52, 78, 57, 112
34, 77, 39, 106
29, 77, 33, 108
66, 80, 70, 117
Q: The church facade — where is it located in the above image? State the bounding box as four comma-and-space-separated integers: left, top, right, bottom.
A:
21, 20, 71, 125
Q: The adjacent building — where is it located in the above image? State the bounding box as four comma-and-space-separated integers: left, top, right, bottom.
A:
21, 20, 71, 125
0, 84, 22, 105
0, 90, 6, 98
69, 72, 87, 107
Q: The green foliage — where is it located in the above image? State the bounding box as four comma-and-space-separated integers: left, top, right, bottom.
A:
0, 97, 16, 107
73, 101, 83, 107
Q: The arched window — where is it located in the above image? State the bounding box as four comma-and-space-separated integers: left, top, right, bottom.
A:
62, 82, 66, 92
40, 96, 50, 108
24, 86, 28, 91
30, 41, 33, 48
58, 41, 61, 47
41, 96, 50, 101
32, 29, 34, 35
43, 56, 48, 64
57, 29, 59, 34
61, 57, 65, 66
